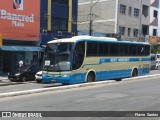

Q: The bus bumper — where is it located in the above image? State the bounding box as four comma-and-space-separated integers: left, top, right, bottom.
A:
42, 75, 70, 84
42, 73, 86, 84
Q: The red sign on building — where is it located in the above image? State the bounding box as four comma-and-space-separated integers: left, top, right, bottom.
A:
0, 0, 40, 41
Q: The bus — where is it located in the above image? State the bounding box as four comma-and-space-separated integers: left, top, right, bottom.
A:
42, 36, 151, 84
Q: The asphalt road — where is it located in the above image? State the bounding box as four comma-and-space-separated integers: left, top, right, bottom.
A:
0, 76, 160, 120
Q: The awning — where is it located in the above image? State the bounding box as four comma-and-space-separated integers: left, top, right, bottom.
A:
0, 46, 42, 51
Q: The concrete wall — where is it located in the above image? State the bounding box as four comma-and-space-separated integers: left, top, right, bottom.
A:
78, 0, 117, 34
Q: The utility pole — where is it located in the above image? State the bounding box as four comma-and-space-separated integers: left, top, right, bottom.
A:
89, 0, 93, 36
89, 0, 100, 36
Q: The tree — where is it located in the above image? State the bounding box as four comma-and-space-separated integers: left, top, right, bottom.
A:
151, 45, 160, 53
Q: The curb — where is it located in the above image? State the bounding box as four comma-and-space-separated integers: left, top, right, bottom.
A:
123, 74, 160, 81
0, 79, 26, 86
0, 82, 26, 86
0, 74, 160, 98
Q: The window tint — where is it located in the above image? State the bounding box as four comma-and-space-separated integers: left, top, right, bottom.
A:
110, 43, 119, 56
86, 41, 150, 56
87, 42, 98, 56
129, 44, 150, 56
129, 44, 137, 55
145, 45, 150, 56
137, 45, 145, 55
87, 42, 109, 56
119, 44, 128, 56
72, 41, 85, 70
98, 42, 109, 56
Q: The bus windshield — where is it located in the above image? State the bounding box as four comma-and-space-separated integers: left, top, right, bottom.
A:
43, 42, 73, 71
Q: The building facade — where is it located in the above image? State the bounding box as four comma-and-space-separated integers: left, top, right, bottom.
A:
40, 0, 78, 45
149, 0, 159, 36
0, 0, 78, 73
78, 0, 159, 41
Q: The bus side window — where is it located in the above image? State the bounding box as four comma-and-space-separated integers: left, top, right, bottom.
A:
137, 45, 145, 56
98, 42, 109, 56
145, 45, 150, 56
110, 43, 119, 56
129, 44, 136, 56
87, 42, 98, 56
72, 41, 85, 70
119, 43, 128, 56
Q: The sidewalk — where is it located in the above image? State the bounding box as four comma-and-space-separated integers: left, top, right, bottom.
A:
0, 74, 8, 82
0, 73, 8, 79
0, 76, 8, 80
0, 73, 8, 80
0, 74, 15, 86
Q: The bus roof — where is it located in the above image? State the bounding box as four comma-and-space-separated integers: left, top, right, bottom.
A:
48, 36, 117, 43
48, 35, 149, 45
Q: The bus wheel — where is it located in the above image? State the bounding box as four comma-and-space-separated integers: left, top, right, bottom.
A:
132, 69, 138, 77
87, 72, 95, 82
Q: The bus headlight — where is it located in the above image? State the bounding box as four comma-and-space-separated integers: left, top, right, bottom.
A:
61, 75, 69, 77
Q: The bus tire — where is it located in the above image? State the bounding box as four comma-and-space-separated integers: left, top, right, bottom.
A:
132, 68, 138, 77
86, 72, 95, 82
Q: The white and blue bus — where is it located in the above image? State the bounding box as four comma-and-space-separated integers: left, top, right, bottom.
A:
42, 36, 150, 84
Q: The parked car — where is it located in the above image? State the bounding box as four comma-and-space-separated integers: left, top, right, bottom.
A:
8, 65, 39, 82
156, 60, 160, 69
35, 71, 42, 83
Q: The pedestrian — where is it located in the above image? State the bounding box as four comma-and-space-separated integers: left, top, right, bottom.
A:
19, 60, 23, 67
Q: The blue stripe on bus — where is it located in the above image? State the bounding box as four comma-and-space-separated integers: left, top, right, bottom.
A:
85, 57, 151, 66
129, 58, 140, 61
141, 58, 151, 61
42, 68, 150, 84
96, 57, 150, 64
